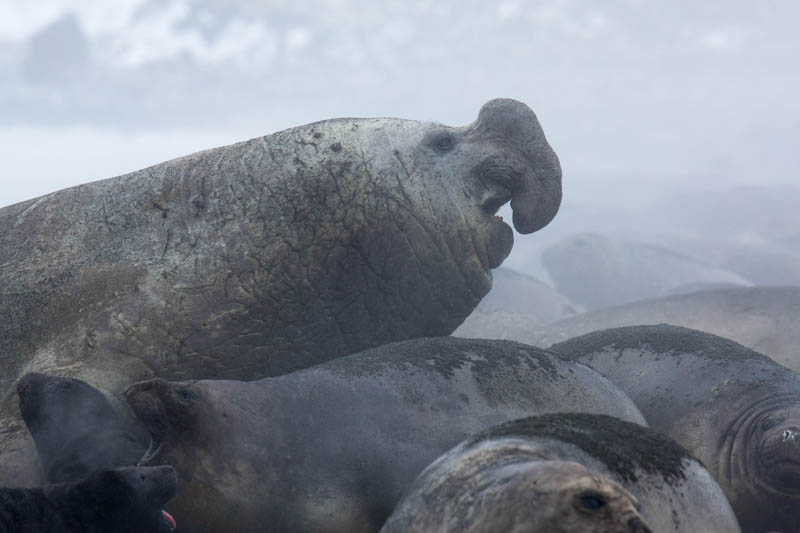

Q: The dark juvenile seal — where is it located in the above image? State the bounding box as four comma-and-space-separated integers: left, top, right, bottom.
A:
125, 337, 645, 532
16, 373, 147, 484
549, 324, 800, 532
383, 414, 737, 533
0, 465, 177, 532
0, 99, 561, 485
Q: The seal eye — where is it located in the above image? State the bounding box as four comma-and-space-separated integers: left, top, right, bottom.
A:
430, 132, 456, 153
762, 418, 777, 432
578, 491, 606, 511
176, 389, 195, 402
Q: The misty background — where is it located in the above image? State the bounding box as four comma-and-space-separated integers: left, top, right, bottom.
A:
2, 0, 799, 318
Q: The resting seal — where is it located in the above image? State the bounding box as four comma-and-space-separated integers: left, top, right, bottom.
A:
16, 373, 147, 484
383, 414, 737, 533
0, 99, 561, 485
125, 336, 644, 532
550, 324, 800, 532
0, 465, 177, 532
535, 286, 800, 370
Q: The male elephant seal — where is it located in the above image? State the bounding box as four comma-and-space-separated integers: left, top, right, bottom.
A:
550, 324, 800, 533
125, 337, 645, 532
0, 99, 561, 485
382, 414, 737, 532
16, 373, 147, 484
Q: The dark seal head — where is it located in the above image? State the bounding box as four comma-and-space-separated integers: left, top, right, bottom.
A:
68, 465, 178, 533
17, 372, 148, 484
0, 465, 177, 532
382, 455, 650, 533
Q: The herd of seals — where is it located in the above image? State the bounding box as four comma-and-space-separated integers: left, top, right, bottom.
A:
0, 99, 794, 532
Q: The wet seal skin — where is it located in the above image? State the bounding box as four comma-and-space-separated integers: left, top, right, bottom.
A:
17, 373, 148, 484
0, 99, 561, 486
125, 336, 644, 532
382, 414, 737, 533
0, 465, 177, 532
550, 324, 799, 533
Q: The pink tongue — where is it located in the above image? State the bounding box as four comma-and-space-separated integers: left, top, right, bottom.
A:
162, 510, 176, 530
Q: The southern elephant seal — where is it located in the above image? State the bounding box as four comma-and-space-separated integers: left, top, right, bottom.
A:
125, 336, 645, 532
0, 99, 561, 485
16, 373, 148, 484
0, 465, 177, 532
550, 324, 800, 532
382, 414, 737, 533
534, 286, 800, 371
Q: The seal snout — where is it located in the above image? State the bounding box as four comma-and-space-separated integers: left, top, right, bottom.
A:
125, 379, 174, 446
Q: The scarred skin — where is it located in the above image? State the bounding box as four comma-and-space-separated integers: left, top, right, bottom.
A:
550, 324, 800, 533
0, 99, 561, 485
124, 337, 645, 533
382, 414, 737, 533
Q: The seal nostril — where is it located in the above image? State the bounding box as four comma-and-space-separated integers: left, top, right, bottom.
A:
783, 429, 798, 442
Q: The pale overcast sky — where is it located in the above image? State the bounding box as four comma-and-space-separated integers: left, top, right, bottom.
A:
0, 0, 797, 217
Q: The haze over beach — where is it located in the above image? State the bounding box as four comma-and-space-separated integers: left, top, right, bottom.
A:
1, 0, 798, 285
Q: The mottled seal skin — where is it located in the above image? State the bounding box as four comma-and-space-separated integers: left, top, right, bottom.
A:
0, 99, 561, 485
0, 465, 177, 532
549, 324, 800, 533
536, 286, 800, 371
382, 457, 650, 533
16, 373, 148, 484
125, 337, 645, 533
384, 414, 737, 533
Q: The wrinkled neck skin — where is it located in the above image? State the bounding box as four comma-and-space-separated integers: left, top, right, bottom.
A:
717, 392, 800, 532
0, 115, 529, 388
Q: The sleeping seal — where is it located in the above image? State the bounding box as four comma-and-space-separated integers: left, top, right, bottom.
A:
125, 336, 645, 532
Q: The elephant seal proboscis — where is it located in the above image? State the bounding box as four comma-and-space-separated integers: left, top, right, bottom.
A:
0, 99, 561, 485
16, 373, 147, 484
0, 465, 177, 532
382, 414, 738, 533
125, 336, 644, 532
549, 324, 799, 533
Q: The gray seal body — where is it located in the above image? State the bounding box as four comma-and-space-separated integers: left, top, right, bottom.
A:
125, 337, 644, 533
382, 414, 738, 533
538, 286, 800, 370
0, 99, 562, 485
550, 324, 800, 533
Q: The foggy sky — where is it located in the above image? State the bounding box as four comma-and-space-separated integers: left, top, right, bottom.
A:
0, 0, 798, 277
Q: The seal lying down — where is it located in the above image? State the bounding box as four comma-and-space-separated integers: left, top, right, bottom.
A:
382, 414, 739, 533
16, 372, 147, 484
125, 336, 645, 532
549, 324, 800, 533
0, 465, 177, 532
